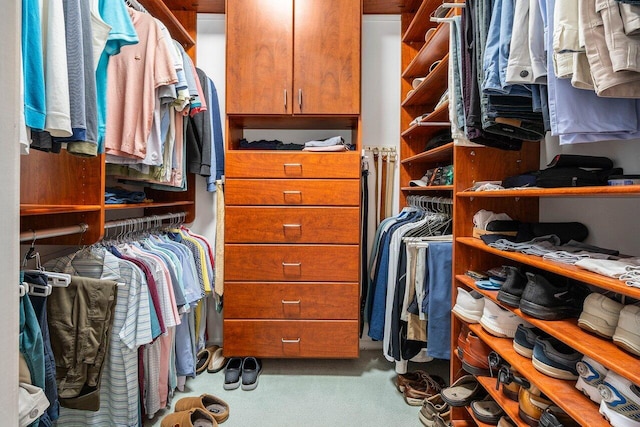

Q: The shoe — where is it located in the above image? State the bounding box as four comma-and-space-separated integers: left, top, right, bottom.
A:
513, 324, 549, 359
452, 287, 485, 323
207, 346, 226, 373
497, 266, 528, 307
480, 299, 530, 338
497, 416, 517, 427
519, 273, 589, 320
456, 323, 470, 360
223, 357, 243, 390
578, 293, 623, 338
195, 347, 214, 375
539, 405, 580, 427
160, 408, 217, 427
598, 370, 640, 427
240, 357, 262, 391
532, 337, 582, 380
613, 305, 640, 357
403, 374, 447, 406
174, 394, 230, 423
497, 365, 529, 402
575, 355, 609, 404
471, 395, 505, 424
396, 370, 431, 393
458, 330, 492, 376
441, 375, 485, 407
518, 385, 553, 427
418, 394, 450, 427
420, 412, 450, 427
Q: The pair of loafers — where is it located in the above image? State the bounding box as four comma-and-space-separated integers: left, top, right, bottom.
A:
224, 357, 262, 391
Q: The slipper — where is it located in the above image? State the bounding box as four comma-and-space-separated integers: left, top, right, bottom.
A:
240, 357, 262, 391
195, 348, 214, 375
174, 394, 230, 423
440, 375, 485, 407
160, 408, 217, 427
223, 357, 243, 390
207, 347, 226, 373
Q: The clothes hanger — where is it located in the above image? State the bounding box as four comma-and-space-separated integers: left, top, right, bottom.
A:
21, 231, 71, 288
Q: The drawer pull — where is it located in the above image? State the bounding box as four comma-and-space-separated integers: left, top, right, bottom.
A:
283, 190, 303, 204
282, 338, 301, 344
283, 223, 302, 230
283, 163, 303, 176
282, 262, 302, 267
281, 299, 301, 304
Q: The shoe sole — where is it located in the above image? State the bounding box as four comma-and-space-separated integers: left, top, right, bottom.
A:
613, 330, 640, 357
461, 360, 491, 377
452, 306, 482, 323
497, 291, 521, 307
404, 394, 426, 406
519, 300, 579, 320
512, 341, 534, 358
241, 371, 261, 391
501, 386, 519, 402
600, 401, 640, 427
223, 380, 240, 390
518, 407, 541, 427
532, 356, 578, 380
578, 312, 616, 338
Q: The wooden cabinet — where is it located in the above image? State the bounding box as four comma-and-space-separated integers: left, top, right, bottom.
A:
226, 0, 361, 115
399, 0, 454, 208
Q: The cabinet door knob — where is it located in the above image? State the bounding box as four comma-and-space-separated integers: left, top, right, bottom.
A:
281, 338, 301, 343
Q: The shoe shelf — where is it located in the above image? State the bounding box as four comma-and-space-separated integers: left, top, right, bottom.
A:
451, 421, 476, 427
476, 376, 527, 427
469, 324, 609, 427
402, 13, 451, 79
402, 54, 450, 110
457, 274, 640, 387
401, 142, 453, 166
457, 236, 640, 301
457, 185, 640, 198
465, 406, 498, 427
401, 101, 450, 140
402, 0, 442, 43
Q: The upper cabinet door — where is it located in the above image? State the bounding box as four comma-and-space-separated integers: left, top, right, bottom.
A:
226, 0, 294, 114
293, 0, 361, 115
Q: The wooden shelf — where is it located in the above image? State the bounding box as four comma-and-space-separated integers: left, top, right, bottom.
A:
401, 142, 453, 165
477, 376, 528, 427
465, 406, 496, 427
402, 0, 441, 42
469, 324, 609, 427
457, 274, 640, 387
139, 0, 195, 48
457, 185, 640, 198
457, 237, 640, 300
401, 54, 449, 110
401, 100, 450, 138
401, 185, 453, 192
21, 204, 102, 216
105, 201, 194, 210
402, 13, 450, 78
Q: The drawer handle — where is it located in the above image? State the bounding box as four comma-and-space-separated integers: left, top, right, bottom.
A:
282, 262, 302, 267
282, 338, 301, 344
283, 223, 302, 230
283, 190, 302, 204
283, 163, 303, 175
281, 299, 301, 304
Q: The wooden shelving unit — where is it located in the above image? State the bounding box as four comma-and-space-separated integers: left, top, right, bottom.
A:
401, 142, 453, 165
476, 376, 527, 427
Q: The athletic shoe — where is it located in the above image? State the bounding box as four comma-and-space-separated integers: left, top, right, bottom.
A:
480, 299, 530, 338
575, 355, 609, 404
497, 266, 527, 307
613, 305, 640, 357
513, 324, 549, 359
598, 370, 640, 427
519, 273, 589, 320
532, 336, 582, 380
452, 287, 485, 323
578, 293, 623, 338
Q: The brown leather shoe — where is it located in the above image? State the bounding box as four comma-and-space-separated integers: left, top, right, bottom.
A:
174, 394, 229, 423
403, 374, 448, 406
498, 366, 525, 402
518, 385, 552, 427
456, 324, 471, 360
459, 331, 492, 376
396, 370, 430, 393
160, 408, 217, 427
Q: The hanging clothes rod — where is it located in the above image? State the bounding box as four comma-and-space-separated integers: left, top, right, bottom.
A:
104, 212, 186, 231
19, 223, 89, 243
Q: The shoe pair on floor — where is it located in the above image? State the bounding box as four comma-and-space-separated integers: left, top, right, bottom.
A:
160, 394, 229, 427
395, 370, 447, 406
195, 346, 226, 375
224, 357, 262, 391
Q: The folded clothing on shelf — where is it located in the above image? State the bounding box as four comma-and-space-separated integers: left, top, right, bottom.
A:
105, 187, 147, 204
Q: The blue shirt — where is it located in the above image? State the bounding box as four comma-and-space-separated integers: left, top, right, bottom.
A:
22, 0, 46, 130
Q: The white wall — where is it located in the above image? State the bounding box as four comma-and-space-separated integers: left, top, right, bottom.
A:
540, 135, 640, 255
2, 1, 22, 422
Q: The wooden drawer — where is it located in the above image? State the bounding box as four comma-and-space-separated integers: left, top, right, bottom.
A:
224, 282, 359, 319
224, 244, 359, 282
225, 151, 360, 178
225, 179, 360, 206
223, 320, 359, 358
225, 207, 360, 244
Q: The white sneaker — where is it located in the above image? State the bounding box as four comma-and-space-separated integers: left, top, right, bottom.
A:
452, 288, 485, 323
598, 370, 640, 427
575, 355, 609, 404
613, 305, 640, 357
480, 300, 530, 338
578, 293, 623, 338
